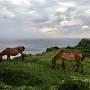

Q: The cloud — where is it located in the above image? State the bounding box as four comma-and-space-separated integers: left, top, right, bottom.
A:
0, 7, 16, 19
0, 0, 90, 38
58, 2, 77, 8
59, 19, 83, 27
81, 25, 90, 34
31, 0, 47, 5
82, 25, 89, 30
56, 7, 68, 13
84, 9, 90, 16
40, 27, 55, 33
7, 0, 31, 7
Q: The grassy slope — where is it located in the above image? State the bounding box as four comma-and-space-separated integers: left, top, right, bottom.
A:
0, 49, 90, 90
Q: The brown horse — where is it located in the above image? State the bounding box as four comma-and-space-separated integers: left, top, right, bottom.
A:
0, 46, 25, 61
52, 49, 85, 72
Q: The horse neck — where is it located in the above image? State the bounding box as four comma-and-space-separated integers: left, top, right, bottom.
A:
0, 50, 6, 56
16, 46, 25, 53
52, 53, 59, 64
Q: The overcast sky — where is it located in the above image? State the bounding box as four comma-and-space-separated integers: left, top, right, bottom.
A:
0, 0, 90, 38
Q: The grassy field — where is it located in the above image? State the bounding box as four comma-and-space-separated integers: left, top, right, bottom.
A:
0, 48, 90, 90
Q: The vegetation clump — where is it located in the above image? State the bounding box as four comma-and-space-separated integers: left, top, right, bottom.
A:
77, 38, 90, 47
57, 79, 90, 90
46, 46, 59, 52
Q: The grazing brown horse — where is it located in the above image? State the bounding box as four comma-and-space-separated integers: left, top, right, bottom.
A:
52, 49, 85, 72
0, 46, 25, 61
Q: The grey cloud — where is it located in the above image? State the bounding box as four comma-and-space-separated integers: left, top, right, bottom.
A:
0, 0, 90, 38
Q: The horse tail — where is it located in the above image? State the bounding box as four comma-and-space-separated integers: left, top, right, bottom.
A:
81, 53, 85, 61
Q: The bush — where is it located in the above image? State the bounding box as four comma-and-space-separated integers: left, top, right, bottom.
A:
66, 46, 74, 49
57, 79, 90, 90
46, 46, 59, 52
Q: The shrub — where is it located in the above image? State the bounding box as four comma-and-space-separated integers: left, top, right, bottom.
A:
57, 79, 90, 90
46, 46, 59, 52
66, 46, 74, 49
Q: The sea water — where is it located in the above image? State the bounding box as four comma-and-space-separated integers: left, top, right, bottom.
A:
0, 38, 81, 55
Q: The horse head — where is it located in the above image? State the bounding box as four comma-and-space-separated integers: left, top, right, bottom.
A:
59, 49, 65, 54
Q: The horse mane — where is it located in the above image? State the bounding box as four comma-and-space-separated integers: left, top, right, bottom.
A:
57, 49, 65, 55
52, 50, 61, 65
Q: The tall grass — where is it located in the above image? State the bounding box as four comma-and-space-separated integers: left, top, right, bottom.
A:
0, 47, 90, 89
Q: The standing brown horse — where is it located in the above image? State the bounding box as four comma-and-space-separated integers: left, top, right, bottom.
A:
52, 49, 85, 72
0, 46, 25, 61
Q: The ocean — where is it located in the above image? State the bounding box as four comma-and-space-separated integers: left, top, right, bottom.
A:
0, 38, 81, 55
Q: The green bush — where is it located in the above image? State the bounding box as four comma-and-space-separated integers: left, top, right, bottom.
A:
46, 46, 59, 52
57, 79, 90, 90
66, 46, 74, 49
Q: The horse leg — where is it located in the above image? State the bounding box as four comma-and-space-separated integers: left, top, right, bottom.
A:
52, 62, 56, 68
7, 55, 9, 60
7, 55, 10, 60
73, 64, 78, 70
74, 64, 80, 72
8, 55, 10, 60
80, 63, 83, 73
0, 56, 2, 62
22, 54, 25, 60
52, 60, 57, 69
62, 61, 65, 69
21, 53, 25, 60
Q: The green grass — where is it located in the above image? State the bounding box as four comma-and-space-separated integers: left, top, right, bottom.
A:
0, 49, 90, 90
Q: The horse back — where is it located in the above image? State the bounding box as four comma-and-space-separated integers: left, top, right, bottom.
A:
60, 51, 84, 61
60, 52, 75, 61
0, 48, 18, 56
7, 48, 19, 55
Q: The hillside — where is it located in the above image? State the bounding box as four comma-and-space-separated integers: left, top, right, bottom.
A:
77, 38, 90, 46
0, 48, 90, 90
75, 38, 90, 57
